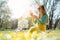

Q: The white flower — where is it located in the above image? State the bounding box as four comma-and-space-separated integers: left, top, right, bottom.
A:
4, 34, 11, 39
18, 19, 28, 30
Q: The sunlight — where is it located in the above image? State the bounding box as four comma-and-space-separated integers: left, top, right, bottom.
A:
7, 0, 32, 19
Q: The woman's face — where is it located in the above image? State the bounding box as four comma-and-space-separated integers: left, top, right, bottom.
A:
38, 7, 43, 15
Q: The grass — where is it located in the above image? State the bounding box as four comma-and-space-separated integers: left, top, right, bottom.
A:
0, 30, 60, 40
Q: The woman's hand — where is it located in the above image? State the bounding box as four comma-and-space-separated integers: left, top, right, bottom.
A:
33, 15, 37, 18
30, 11, 39, 20
33, 15, 39, 20
30, 11, 35, 20
30, 11, 34, 17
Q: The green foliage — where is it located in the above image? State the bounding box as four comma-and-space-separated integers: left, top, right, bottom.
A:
0, 30, 60, 40
56, 37, 60, 40
26, 17, 33, 28
0, 0, 11, 30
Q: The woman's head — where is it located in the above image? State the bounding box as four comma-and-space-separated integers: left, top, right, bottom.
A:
38, 5, 46, 15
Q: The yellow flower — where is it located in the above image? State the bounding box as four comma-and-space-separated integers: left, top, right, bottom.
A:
25, 33, 32, 40
11, 37, 19, 40
0, 33, 3, 37
9, 32, 16, 37
16, 32, 26, 40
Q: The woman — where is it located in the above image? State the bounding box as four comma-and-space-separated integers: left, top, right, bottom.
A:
28, 5, 48, 33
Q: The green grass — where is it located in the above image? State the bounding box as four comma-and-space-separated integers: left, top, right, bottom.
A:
0, 30, 60, 40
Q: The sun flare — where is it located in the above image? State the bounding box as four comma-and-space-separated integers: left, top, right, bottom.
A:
7, 0, 32, 19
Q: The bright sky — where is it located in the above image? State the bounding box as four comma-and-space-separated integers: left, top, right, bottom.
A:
7, 0, 33, 19
7, 0, 45, 19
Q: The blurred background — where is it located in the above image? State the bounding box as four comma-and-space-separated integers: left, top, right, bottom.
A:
0, 0, 60, 30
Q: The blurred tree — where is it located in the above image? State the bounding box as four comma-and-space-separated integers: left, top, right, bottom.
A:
47, 0, 60, 29
54, 18, 60, 29
11, 19, 18, 29
26, 17, 33, 29
0, 0, 11, 29
32, 0, 60, 30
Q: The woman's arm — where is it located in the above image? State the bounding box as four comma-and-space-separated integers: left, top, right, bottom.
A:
39, 15, 48, 25
30, 11, 40, 21
30, 12, 35, 21
33, 15, 40, 20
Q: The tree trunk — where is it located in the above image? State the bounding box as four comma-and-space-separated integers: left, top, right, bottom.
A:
49, 11, 53, 30
54, 19, 60, 30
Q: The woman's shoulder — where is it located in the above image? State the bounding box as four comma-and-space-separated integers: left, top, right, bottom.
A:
43, 14, 48, 18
